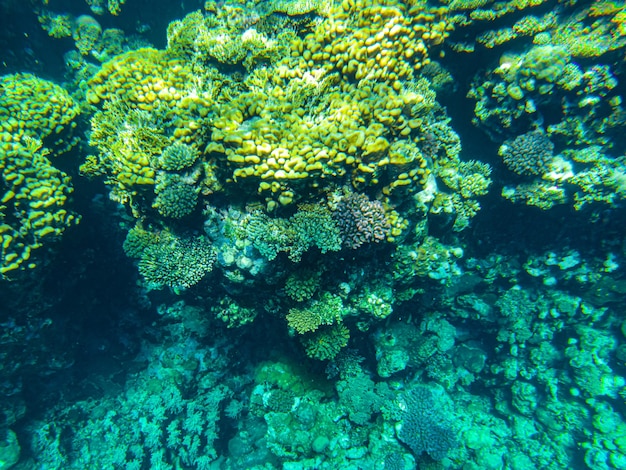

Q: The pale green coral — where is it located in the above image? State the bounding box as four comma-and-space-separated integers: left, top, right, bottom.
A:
286, 292, 343, 334
284, 268, 321, 302
502, 181, 567, 210
138, 233, 216, 290
153, 173, 199, 219
244, 205, 341, 262
153, 142, 199, 171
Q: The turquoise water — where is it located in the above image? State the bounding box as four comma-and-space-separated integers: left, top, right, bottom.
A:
1, 1, 625, 469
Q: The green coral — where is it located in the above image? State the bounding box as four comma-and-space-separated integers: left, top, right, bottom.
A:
137, 233, 216, 290
302, 323, 350, 361
153, 173, 199, 219
122, 224, 162, 259
73, 15, 102, 56
284, 268, 321, 302
502, 181, 568, 210
244, 204, 341, 262
38, 12, 73, 38
286, 292, 343, 334
0, 74, 80, 277
439, 160, 492, 198
215, 296, 258, 328
519, 45, 569, 85
154, 142, 199, 171
166, 9, 288, 70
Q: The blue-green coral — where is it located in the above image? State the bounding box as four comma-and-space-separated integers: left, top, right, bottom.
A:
137, 232, 216, 290
244, 204, 341, 262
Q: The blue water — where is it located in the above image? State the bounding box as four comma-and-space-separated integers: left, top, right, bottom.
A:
1, 1, 625, 469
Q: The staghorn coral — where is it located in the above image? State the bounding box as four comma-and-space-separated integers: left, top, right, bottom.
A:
499, 130, 554, 176
332, 191, 390, 249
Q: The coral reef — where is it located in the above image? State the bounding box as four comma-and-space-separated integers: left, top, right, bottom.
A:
2, 2, 626, 470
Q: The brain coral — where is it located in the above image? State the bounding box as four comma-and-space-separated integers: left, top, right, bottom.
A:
499, 130, 554, 176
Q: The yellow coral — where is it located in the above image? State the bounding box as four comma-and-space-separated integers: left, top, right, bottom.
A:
0, 74, 80, 277
1, 139, 79, 277
85, 48, 216, 199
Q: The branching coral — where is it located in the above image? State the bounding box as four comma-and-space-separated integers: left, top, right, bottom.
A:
244, 204, 341, 262
286, 292, 343, 334
302, 323, 350, 361
137, 233, 216, 290
153, 173, 199, 219
499, 130, 554, 176
332, 191, 390, 249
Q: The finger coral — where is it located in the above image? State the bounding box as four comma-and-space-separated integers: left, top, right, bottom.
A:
137, 233, 216, 290
499, 130, 554, 176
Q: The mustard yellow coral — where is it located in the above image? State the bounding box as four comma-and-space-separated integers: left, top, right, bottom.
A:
85, 48, 216, 204
1, 139, 79, 277
0, 74, 80, 277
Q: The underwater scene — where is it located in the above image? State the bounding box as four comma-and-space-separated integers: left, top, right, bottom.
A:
1, 0, 625, 468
